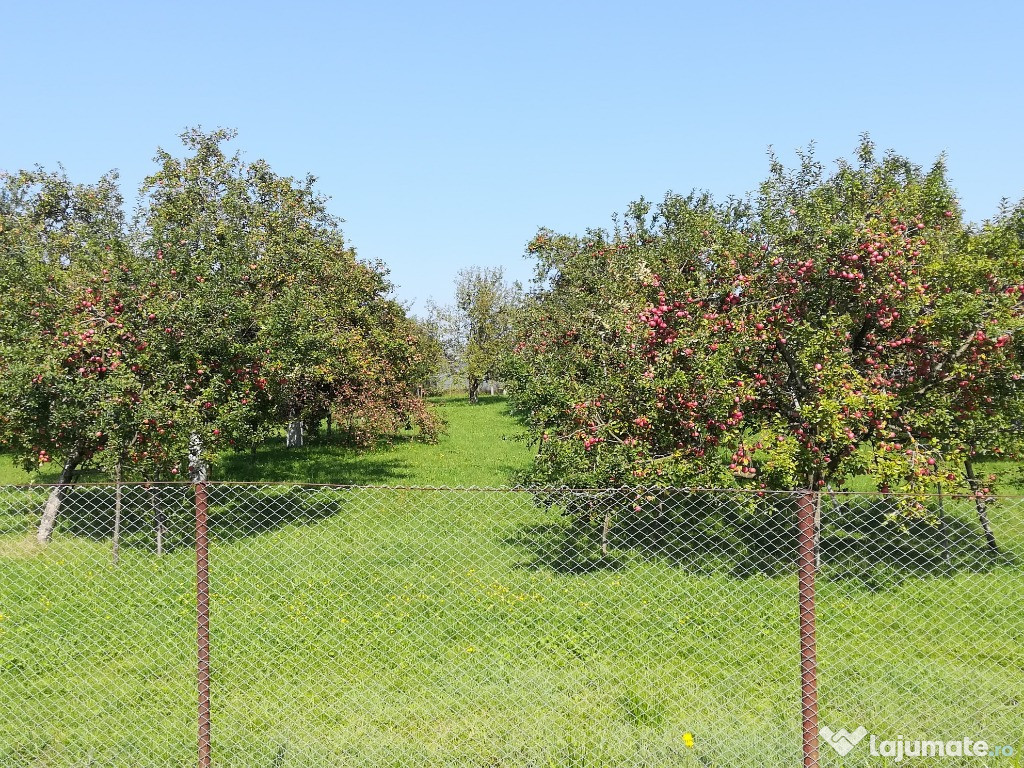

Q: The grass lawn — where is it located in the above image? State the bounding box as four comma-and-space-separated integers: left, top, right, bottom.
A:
1, 397, 1022, 766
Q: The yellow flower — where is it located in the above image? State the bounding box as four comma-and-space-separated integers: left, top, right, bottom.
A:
683, 733, 695, 749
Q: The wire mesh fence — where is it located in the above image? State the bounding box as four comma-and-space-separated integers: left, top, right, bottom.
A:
0, 483, 1021, 766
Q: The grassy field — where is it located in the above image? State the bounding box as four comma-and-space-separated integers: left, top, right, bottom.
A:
1, 397, 1023, 766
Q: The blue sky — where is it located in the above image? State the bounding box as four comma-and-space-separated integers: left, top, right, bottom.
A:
3, 1, 1022, 312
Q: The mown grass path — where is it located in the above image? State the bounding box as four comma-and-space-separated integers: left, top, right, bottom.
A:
218, 395, 534, 487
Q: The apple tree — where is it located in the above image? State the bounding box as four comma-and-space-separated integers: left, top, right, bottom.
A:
506, 139, 1024, 529
1, 129, 442, 542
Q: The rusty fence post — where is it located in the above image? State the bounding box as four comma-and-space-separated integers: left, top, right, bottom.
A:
194, 481, 212, 768
797, 489, 820, 768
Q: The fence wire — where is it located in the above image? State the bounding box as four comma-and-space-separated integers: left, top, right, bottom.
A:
0, 484, 1020, 767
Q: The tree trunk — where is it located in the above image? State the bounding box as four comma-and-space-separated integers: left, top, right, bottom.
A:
601, 509, 613, 557
112, 462, 123, 567
937, 483, 951, 567
286, 407, 304, 447
37, 449, 81, 544
965, 459, 999, 555
189, 434, 208, 483
468, 378, 480, 404
150, 483, 166, 557
652, 494, 667, 550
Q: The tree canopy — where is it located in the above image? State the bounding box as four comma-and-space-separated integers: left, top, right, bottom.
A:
503, 139, 1024, 505
0, 129, 441, 487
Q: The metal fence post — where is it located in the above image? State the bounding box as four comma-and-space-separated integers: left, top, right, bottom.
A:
194, 481, 212, 768
797, 489, 820, 767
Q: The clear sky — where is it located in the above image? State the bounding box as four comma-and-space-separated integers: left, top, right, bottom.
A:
3, 1, 1022, 312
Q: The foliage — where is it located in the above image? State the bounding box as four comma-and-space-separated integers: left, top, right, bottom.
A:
403, 315, 446, 395
505, 139, 1024, 496
0, 129, 440, 481
0, 167, 147, 478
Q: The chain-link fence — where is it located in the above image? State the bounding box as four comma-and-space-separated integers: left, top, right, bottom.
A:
1, 483, 1021, 767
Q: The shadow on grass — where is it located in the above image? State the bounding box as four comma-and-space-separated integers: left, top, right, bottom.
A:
508, 522, 627, 573
0, 432, 423, 553
508, 490, 1018, 588
204, 485, 353, 542
8, 479, 1019, 589
216, 437, 417, 485
32, 484, 370, 552
817, 498, 1017, 589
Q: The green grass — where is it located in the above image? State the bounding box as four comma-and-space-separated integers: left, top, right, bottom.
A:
0, 454, 36, 485
1, 399, 1022, 766
217, 395, 534, 486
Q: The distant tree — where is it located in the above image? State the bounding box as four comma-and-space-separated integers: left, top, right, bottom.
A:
428, 266, 520, 403
405, 315, 446, 397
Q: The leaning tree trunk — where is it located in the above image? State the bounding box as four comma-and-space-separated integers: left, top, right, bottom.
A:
965, 458, 1000, 555
37, 449, 82, 544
